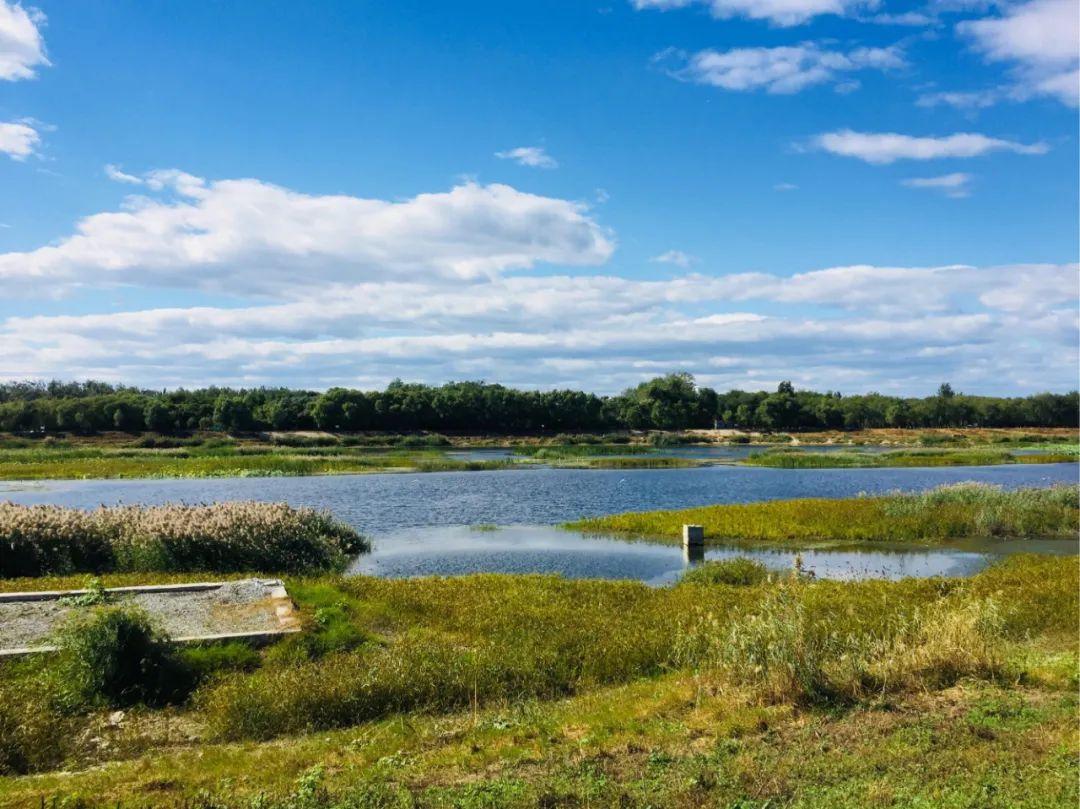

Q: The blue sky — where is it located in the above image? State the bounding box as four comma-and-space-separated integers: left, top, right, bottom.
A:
0, 0, 1077, 394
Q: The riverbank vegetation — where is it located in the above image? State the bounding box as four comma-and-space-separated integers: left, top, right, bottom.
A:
570, 484, 1080, 545
743, 446, 1079, 468
0, 502, 366, 577
0, 441, 514, 480
0, 426, 1073, 481
2, 376, 1076, 435
0, 554, 1075, 806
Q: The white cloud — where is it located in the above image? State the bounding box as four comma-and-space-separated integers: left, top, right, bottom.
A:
631, 0, 877, 27
916, 88, 1003, 109
0, 118, 39, 159
865, 11, 936, 25
958, 0, 1079, 106
809, 129, 1048, 163
0, 170, 614, 294
651, 249, 696, 267
0, 0, 47, 81
657, 42, 905, 94
901, 172, 973, 197
104, 164, 142, 184
494, 146, 558, 169
1, 263, 1075, 394
774, 182, 799, 191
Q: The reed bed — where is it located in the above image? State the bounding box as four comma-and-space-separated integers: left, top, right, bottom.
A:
568, 483, 1079, 544
0, 501, 367, 577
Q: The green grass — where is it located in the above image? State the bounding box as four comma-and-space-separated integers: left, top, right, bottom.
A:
569, 483, 1080, 544
680, 556, 772, 586
556, 456, 703, 469
0, 555, 1075, 806
0, 445, 512, 480
742, 446, 1078, 468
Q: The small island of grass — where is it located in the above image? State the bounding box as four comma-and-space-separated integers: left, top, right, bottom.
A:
568, 483, 1080, 545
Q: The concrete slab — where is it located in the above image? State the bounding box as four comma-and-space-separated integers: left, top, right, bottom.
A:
0, 579, 300, 656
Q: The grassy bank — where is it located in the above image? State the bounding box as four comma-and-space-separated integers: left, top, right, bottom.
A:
554, 456, 704, 469
0, 554, 1075, 806
0, 427, 1075, 481
742, 446, 1078, 468
0, 502, 366, 577
0, 443, 514, 480
569, 483, 1080, 544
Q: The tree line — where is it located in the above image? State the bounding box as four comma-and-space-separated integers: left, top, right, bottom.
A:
0, 375, 1076, 434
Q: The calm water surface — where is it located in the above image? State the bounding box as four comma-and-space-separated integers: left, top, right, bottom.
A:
4, 463, 1075, 583
351, 524, 1076, 585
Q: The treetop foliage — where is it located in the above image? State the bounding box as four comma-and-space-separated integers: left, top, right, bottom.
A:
0, 375, 1075, 434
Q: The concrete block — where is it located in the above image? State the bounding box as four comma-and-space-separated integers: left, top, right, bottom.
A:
682, 524, 705, 546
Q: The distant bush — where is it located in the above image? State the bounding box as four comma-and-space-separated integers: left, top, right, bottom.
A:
397, 433, 451, 448
681, 558, 771, 586
648, 432, 689, 447
51, 606, 192, 710
270, 434, 340, 448
131, 434, 201, 449
0, 501, 368, 577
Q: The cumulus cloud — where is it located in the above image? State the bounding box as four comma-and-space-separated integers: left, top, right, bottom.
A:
959, 0, 1079, 106
631, 0, 877, 27
1, 262, 1075, 393
495, 146, 558, 169
0, 170, 614, 294
0, 0, 47, 81
901, 172, 973, 197
808, 129, 1048, 163
658, 42, 905, 94
0, 118, 39, 159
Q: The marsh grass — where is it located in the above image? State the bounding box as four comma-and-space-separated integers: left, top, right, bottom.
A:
680, 557, 771, 586
0, 445, 512, 480
0, 501, 367, 577
682, 581, 1009, 705
562, 456, 702, 469
742, 446, 1078, 468
0, 555, 1074, 782
568, 483, 1079, 544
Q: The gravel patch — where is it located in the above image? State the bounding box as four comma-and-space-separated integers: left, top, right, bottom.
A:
0, 579, 290, 651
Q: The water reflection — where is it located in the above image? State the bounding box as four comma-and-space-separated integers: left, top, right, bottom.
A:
682, 543, 705, 566
348, 524, 1077, 586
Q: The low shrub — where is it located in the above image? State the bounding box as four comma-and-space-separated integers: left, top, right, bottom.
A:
51, 606, 193, 710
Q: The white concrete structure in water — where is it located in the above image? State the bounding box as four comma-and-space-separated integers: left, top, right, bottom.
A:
682, 524, 705, 547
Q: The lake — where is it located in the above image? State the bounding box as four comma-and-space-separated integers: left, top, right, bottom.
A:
3, 462, 1075, 583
